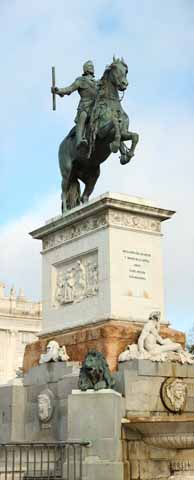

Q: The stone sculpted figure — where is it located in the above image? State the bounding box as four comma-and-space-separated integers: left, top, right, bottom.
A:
137, 311, 185, 358
53, 60, 97, 152
55, 271, 64, 304
55, 257, 98, 305
37, 389, 54, 423
64, 268, 74, 303
39, 340, 70, 364
86, 261, 98, 295
161, 378, 187, 413
10, 286, 16, 299
74, 260, 86, 301
119, 311, 194, 364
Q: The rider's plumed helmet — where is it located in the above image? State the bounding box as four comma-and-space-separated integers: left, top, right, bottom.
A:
83, 60, 94, 76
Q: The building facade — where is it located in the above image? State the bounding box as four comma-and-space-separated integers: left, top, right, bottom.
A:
0, 282, 41, 383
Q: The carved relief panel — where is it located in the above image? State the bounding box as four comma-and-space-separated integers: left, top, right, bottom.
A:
161, 377, 187, 413
52, 250, 98, 307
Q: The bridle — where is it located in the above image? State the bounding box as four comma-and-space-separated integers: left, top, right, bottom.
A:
119, 91, 125, 102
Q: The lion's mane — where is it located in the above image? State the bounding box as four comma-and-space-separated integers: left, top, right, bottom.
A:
78, 350, 115, 391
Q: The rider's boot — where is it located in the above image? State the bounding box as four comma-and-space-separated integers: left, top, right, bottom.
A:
76, 112, 88, 155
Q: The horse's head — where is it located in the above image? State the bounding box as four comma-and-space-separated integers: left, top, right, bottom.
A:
102, 56, 128, 92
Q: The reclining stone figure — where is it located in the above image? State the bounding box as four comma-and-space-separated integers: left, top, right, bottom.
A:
119, 311, 194, 364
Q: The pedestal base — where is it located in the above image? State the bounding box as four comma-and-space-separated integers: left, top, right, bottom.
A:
23, 320, 185, 373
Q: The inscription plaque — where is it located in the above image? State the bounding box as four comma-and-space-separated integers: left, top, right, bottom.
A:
122, 249, 152, 298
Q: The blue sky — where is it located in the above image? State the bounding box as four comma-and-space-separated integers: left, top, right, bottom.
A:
0, 0, 194, 333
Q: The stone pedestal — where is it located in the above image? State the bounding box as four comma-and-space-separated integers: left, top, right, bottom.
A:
119, 360, 194, 479
170, 458, 194, 479
23, 362, 80, 442
68, 389, 124, 480
30, 192, 175, 334
116, 359, 194, 416
0, 380, 25, 442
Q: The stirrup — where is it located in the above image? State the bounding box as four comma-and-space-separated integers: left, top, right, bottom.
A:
79, 138, 88, 146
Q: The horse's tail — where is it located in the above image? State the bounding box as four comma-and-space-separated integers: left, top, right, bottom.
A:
58, 130, 80, 212
58, 128, 76, 175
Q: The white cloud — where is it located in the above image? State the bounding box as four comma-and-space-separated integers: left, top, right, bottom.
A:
0, 192, 59, 299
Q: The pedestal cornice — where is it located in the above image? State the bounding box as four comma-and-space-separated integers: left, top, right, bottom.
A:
30, 192, 175, 252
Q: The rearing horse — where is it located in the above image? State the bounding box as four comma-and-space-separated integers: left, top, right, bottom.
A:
59, 57, 139, 212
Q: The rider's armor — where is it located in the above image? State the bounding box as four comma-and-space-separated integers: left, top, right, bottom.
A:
59, 75, 97, 146
74, 76, 97, 123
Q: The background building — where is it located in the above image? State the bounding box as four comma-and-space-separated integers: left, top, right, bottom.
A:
0, 281, 41, 383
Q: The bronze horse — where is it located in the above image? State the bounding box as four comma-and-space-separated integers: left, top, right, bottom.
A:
58, 57, 139, 212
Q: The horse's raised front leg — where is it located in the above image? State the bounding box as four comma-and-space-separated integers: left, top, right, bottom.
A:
120, 131, 139, 164
81, 167, 100, 204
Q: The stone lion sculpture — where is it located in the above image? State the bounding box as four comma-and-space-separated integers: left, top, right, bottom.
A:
78, 350, 115, 391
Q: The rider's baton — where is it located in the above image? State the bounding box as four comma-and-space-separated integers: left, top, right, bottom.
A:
52, 66, 56, 111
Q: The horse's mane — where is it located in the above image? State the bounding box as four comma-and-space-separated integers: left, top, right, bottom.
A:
101, 57, 128, 81
97, 57, 128, 99
88, 57, 128, 155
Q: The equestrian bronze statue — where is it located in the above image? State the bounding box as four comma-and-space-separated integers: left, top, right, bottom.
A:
51, 57, 139, 212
